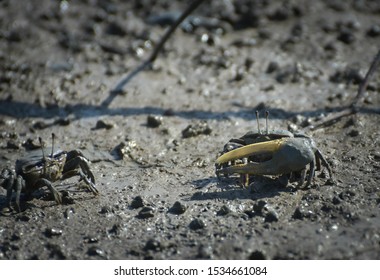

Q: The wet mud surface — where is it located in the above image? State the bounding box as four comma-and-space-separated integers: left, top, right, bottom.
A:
0, 0, 379, 259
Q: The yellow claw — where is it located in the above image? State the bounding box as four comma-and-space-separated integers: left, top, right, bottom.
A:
216, 139, 284, 164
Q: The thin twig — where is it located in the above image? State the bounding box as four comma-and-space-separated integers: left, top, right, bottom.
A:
350, 48, 380, 109
147, 0, 205, 64
306, 48, 380, 131
104, 0, 205, 107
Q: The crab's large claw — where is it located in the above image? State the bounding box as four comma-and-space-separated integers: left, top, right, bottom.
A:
216, 137, 315, 177
216, 139, 284, 165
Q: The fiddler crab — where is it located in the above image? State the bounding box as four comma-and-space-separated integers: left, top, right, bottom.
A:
215, 111, 333, 188
0, 134, 98, 212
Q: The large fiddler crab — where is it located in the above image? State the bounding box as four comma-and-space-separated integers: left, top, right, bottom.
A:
215, 111, 333, 188
0, 134, 98, 212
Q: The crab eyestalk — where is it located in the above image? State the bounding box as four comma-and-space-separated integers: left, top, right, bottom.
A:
51, 133, 56, 158
255, 110, 261, 134
265, 111, 269, 134
38, 137, 46, 162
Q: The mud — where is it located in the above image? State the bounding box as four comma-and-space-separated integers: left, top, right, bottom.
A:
0, 0, 379, 260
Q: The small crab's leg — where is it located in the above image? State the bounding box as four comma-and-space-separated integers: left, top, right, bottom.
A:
315, 149, 333, 179
33, 178, 62, 204
297, 169, 307, 187
304, 160, 315, 187
4, 170, 15, 209
216, 139, 284, 165
15, 175, 23, 212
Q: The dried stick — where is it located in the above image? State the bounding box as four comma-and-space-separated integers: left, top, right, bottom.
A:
105, 0, 205, 107
350, 48, 380, 109
147, 0, 205, 64
306, 48, 380, 131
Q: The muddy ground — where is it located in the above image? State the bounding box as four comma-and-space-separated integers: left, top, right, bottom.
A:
0, 0, 379, 260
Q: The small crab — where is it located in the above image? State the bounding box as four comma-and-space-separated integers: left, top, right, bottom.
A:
0, 134, 98, 212
215, 111, 333, 187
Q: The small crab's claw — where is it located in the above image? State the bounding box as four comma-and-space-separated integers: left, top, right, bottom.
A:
63, 151, 99, 195
216, 138, 315, 176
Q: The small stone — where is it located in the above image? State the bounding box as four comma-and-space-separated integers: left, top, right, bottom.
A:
332, 196, 342, 205
197, 244, 213, 259
84, 236, 99, 243
253, 200, 267, 215
339, 190, 356, 200
293, 207, 304, 220
366, 24, 380, 37
265, 209, 279, 223
138, 206, 155, 219
347, 129, 360, 137
189, 218, 206, 230
105, 21, 127, 36
45, 228, 63, 238
64, 208, 75, 219
337, 30, 355, 44
217, 205, 231, 216
130, 196, 144, 209
61, 190, 75, 205
93, 119, 114, 130
266, 61, 279, 73
144, 239, 163, 251
147, 115, 163, 128
99, 205, 113, 214
371, 152, 380, 162
87, 246, 106, 257
249, 250, 266, 260
6, 140, 20, 149
169, 201, 187, 215
182, 122, 212, 138
293, 206, 314, 220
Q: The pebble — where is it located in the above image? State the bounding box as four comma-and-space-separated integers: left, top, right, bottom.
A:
266, 61, 279, 73
197, 244, 213, 259
339, 190, 356, 200
147, 115, 163, 128
293, 206, 315, 220
99, 205, 113, 214
105, 21, 127, 36
264, 207, 279, 223
64, 208, 75, 219
144, 239, 163, 252
93, 119, 114, 130
87, 246, 106, 257
337, 30, 355, 44
45, 228, 63, 238
169, 201, 187, 215
249, 250, 266, 260
138, 206, 155, 219
347, 129, 360, 137
182, 122, 212, 138
130, 196, 144, 209
367, 24, 380, 37
253, 200, 267, 215
217, 205, 231, 216
189, 218, 206, 230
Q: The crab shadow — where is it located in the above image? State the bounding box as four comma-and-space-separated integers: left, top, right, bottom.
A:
189, 176, 297, 201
